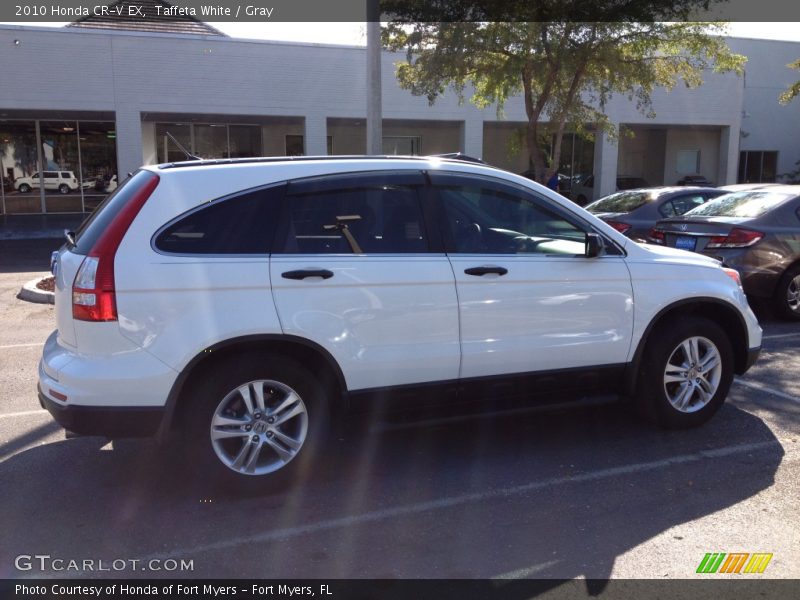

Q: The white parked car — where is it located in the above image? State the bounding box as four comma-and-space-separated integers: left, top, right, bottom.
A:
15, 170, 79, 194
40, 156, 762, 489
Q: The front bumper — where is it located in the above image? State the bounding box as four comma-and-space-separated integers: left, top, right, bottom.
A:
38, 385, 164, 438
743, 345, 762, 373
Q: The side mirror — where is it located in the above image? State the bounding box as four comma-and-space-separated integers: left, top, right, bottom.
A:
585, 232, 604, 258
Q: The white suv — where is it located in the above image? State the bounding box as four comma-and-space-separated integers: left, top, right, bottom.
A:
16, 171, 79, 194
40, 156, 762, 488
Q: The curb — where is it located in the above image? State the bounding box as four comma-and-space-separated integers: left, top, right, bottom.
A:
18, 277, 55, 305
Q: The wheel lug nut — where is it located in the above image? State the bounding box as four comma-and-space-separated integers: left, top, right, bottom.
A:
695, 378, 701, 383
245, 424, 252, 431
267, 417, 275, 424
266, 431, 274, 438
254, 412, 261, 419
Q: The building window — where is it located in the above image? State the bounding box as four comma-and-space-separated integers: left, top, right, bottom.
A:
676, 150, 700, 174
156, 123, 262, 163
382, 136, 420, 155
0, 119, 117, 215
738, 151, 778, 183
285, 134, 304, 156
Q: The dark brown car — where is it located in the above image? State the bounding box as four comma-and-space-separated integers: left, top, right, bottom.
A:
651, 185, 800, 320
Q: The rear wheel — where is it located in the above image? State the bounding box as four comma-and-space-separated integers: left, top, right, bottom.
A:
58, 184, 70, 194
636, 317, 733, 428
773, 265, 800, 321
184, 355, 329, 491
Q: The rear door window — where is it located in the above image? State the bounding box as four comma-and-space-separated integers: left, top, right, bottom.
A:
279, 172, 429, 254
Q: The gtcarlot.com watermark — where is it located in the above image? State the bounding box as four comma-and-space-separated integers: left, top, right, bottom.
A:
15, 554, 194, 573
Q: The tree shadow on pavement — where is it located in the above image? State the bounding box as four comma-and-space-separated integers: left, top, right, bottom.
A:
0, 401, 785, 591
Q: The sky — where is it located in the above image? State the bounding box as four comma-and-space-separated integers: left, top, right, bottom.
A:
2, 21, 800, 45
211, 22, 800, 45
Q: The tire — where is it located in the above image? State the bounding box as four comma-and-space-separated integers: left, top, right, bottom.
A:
773, 265, 800, 321
636, 316, 734, 429
58, 184, 70, 194
18, 184, 31, 193
576, 195, 587, 206
183, 354, 330, 491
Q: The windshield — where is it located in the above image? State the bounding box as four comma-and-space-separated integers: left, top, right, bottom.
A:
586, 191, 653, 213
685, 191, 795, 218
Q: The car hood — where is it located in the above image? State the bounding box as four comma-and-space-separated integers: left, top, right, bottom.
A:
630, 241, 720, 267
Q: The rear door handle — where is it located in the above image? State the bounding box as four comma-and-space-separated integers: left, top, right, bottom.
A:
464, 266, 508, 276
281, 269, 334, 280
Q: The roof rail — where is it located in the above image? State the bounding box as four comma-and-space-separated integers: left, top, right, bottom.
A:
156, 154, 489, 170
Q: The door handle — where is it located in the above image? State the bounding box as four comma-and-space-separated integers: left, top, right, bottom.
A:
464, 266, 508, 276
281, 269, 334, 280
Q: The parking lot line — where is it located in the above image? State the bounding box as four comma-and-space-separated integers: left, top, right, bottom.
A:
0, 409, 48, 420
762, 332, 800, 340
0, 342, 44, 350
136, 439, 784, 563
735, 378, 800, 404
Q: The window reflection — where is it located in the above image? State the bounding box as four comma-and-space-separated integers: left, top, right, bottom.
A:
0, 121, 41, 214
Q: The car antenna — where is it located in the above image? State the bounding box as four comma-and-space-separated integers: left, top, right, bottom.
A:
165, 132, 202, 161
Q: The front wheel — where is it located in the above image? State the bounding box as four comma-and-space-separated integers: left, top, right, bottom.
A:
636, 317, 733, 428
58, 184, 70, 194
184, 355, 329, 490
17, 184, 31, 193
773, 265, 800, 321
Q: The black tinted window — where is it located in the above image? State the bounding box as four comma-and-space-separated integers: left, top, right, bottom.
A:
435, 178, 586, 255
155, 186, 283, 254
282, 184, 427, 254
687, 191, 796, 218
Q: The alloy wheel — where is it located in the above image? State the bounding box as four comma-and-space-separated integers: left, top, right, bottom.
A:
209, 379, 308, 476
663, 336, 723, 413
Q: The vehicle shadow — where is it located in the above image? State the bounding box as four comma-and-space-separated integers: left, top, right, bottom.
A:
0, 239, 62, 274
0, 400, 784, 586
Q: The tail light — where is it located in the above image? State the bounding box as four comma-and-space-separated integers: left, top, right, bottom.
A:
72, 173, 159, 321
705, 227, 764, 249
649, 228, 665, 244
605, 220, 631, 234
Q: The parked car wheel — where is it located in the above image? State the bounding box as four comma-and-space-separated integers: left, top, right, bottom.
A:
773, 265, 800, 321
58, 184, 70, 194
576, 194, 588, 206
637, 317, 733, 429
17, 183, 31, 193
184, 355, 329, 490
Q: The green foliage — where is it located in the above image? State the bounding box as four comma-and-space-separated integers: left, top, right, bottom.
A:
779, 59, 800, 104
382, 5, 745, 182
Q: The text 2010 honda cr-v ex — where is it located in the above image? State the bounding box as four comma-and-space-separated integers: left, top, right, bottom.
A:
39, 156, 762, 488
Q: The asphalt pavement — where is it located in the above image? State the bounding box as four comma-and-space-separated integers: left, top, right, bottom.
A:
0, 239, 797, 584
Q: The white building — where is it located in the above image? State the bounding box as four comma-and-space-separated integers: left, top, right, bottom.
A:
1, 20, 799, 215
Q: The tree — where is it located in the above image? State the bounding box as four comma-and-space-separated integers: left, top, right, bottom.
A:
382, 2, 746, 183
779, 59, 800, 104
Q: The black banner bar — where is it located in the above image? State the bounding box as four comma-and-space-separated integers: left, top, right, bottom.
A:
2, 0, 800, 23
2, 579, 799, 600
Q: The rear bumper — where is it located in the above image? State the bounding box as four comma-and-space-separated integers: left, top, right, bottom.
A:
38, 385, 164, 438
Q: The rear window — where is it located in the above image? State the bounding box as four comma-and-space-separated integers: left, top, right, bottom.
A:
586, 191, 653, 214
685, 191, 796, 218
72, 171, 150, 255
